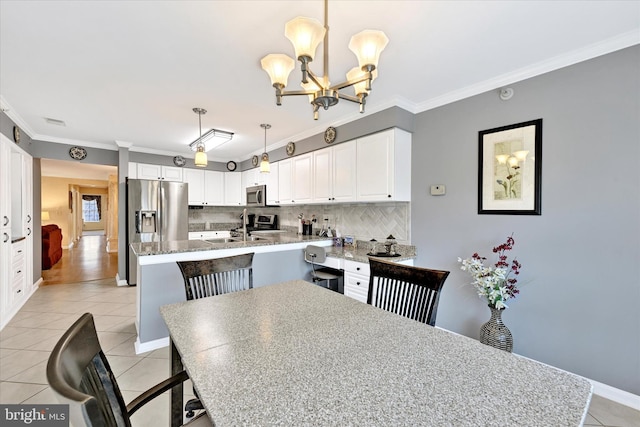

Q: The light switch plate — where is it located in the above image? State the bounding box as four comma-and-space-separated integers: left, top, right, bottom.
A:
430, 185, 446, 196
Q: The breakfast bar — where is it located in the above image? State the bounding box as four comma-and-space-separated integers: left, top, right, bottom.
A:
160, 280, 592, 426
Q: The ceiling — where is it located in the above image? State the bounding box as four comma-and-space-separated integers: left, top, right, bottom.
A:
1, 1, 639, 166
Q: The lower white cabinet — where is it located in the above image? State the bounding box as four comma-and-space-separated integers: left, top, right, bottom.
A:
188, 231, 231, 240
343, 260, 371, 303
10, 239, 26, 308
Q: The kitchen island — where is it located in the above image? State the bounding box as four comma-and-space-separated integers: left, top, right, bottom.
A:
130, 232, 333, 353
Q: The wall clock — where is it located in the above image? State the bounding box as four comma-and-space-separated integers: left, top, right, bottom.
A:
226, 160, 237, 171
173, 155, 186, 167
286, 141, 296, 156
252, 155, 259, 167
69, 146, 87, 160
13, 126, 20, 144
324, 126, 337, 144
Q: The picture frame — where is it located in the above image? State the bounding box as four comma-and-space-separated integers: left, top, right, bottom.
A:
478, 119, 542, 215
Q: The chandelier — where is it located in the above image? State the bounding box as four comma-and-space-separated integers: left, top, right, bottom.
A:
260, 0, 389, 120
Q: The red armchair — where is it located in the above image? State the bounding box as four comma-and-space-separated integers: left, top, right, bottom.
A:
42, 224, 63, 269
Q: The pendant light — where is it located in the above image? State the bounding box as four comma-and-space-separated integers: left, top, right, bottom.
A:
193, 107, 208, 168
260, 123, 271, 173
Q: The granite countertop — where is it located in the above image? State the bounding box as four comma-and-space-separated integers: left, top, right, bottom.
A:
325, 240, 417, 263
161, 280, 592, 426
130, 232, 332, 256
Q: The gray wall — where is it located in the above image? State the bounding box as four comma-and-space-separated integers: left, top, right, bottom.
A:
411, 45, 639, 395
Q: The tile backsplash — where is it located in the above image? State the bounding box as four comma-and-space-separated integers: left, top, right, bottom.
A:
188, 202, 411, 243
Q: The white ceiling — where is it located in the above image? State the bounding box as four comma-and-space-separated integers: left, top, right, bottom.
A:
2, 1, 639, 168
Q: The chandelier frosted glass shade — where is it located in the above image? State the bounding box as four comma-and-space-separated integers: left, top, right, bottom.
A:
346, 67, 377, 96
261, 54, 295, 87
285, 17, 326, 61
349, 30, 389, 70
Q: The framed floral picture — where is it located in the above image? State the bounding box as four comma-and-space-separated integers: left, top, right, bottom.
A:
478, 119, 542, 215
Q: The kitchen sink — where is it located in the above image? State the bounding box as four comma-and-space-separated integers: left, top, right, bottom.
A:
205, 237, 237, 244
205, 236, 270, 244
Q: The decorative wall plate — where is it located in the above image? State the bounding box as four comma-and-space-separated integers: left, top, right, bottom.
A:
286, 141, 296, 156
252, 155, 259, 167
173, 155, 186, 167
226, 160, 237, 171
69, 146, 87, 160
13, 126, 20, 144
324, 126, 337, 144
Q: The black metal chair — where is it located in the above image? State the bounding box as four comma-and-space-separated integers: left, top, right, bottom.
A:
367, 258, 450, 326
176, 252, 254, 417
46, 312, 211, 427
304, 245, 343, 293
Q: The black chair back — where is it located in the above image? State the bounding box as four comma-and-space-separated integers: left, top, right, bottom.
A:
367, 258, 450, 326
46, 313, 132, 427
177, 253, 254, 301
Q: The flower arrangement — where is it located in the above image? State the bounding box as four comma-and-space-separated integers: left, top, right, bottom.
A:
458, 235, 522, 310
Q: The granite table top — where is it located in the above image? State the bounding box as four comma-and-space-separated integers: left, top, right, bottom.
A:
160, 280, 592, 427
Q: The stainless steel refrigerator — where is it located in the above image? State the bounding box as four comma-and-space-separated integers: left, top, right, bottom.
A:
126, 179, 188, 285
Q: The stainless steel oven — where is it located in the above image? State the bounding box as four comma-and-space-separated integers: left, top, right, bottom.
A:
246, 185, 267, 207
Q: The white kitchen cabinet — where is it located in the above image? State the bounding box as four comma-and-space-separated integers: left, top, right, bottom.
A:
292, 154, 313, 204
1, 134, 34, 329
204, 171, 224, 205
224, 172, 242, 206
182, 168, 224, 205
312, 141, 357, 203
188, 231, 231, 240
343, 260, 370, 303
183, 168, 205, 204
280, 155, 313, 205
136, 163, 183, 181
128, 162, 137, 179
356, 128, 411, 201
278, 158, 293, 204
263, 162, 279, 205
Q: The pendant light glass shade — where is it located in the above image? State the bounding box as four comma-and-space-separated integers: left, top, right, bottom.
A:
193, 107, 208, 168
348, 30, 389, 70
346, 67, 377, 96
261, 54, 296, 87
260, 123, 271, 173
285, 17, 326, 61
194, 146, 207, 167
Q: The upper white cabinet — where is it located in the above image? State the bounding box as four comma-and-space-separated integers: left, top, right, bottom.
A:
136, 163, 183, 181
278, 159, 293, 204
264, 163, 280, 205
183, 168, 206, 204
224, 172, 242, 206
356, 128, 411, 201
128, 162, 137, 179
183, 168, 239, 206
312, 141, 357, 203
279, 154, 313, 205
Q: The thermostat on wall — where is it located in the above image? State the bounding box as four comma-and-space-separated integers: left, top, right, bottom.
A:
430, 185, 446, 196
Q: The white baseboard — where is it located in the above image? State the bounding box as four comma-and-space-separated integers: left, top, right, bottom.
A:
115, 273, 129, 287
135, 336, 169, 354
591, 379, 640, 411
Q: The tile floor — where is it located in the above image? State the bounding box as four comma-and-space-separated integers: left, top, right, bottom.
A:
1, 278, 639, 427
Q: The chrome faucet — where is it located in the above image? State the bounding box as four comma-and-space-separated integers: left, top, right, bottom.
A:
242, 208, 248, 242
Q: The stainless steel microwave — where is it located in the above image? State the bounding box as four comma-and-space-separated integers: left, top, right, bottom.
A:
246, 185, 267, 207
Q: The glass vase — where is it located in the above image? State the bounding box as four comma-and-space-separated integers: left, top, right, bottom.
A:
479, 305, 513, 352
